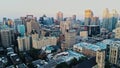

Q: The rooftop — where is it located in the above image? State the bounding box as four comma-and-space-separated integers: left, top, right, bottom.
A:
74, 42, 107, 51
102, 39, 113, 45
96, 42, 107, 50
16, 63, 27, 68
53, 50, 84, 64
68, 29, 76, 33
74, 42, 100, 51
111, 41, 120, 47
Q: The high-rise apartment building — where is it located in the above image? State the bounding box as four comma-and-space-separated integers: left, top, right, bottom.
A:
60, 21, 72, 34
109, 41, 120, 67
65, 30, 76, 48
26, 21, 32, 35
0, 28, 14, 48
17, 36, 31, 51
31, 32, 39, 40
32, 37, 57, 49
26, 20, 40, 35
31, 30, 39, 46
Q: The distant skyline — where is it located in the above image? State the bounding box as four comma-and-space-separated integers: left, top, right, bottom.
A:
0, 0, 120, 20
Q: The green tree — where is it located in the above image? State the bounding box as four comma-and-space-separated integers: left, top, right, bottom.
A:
27, 62, 35, 68
19, 52, 25, 62
78, 56, 87, 63
55, 62, 69, 68
69, 58, 78, 67
28, 48, 40, 60
105, 61, 111, 68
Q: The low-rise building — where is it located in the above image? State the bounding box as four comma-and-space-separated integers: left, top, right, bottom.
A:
109, 41, 120, 67
80, 31, 88, 38
96, 50, 105, 68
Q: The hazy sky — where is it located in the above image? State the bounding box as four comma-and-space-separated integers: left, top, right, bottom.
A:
0, 0, 120, 20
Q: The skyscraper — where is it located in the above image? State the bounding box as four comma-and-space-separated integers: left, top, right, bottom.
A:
111, 9, 119, 18
17, 25, 25, 36
14, 18, 22, 32
102, 8, 118, 32
3, 17, 7, 25
90, 17, 100, 25
7, 19, 14, 28
110, 9, 118, 30
103, 8, 109, 18
72, 14, 76, 21
102, 8, 109, 30
108, 9, 118, 32
56, 11, 63, 22
84, 9, 93, 25
39, 15, 54, 25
